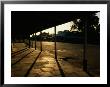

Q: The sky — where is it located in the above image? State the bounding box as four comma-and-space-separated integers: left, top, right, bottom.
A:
96, 12, 100, 23
42, 21, 73, 34
96, 12, 100, 18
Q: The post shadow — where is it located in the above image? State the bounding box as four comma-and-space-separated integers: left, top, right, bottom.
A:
54, 26, 65, 77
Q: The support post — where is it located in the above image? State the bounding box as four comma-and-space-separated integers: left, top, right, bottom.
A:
35, 33, 36, 50
83, 17, 88, 72
54, 26, 57, 60
29, 38, 30, 48
40, 32, 42, 51
11, 40, 13, 51
31, 40, 32, 47
54, 26, 65, 76
11, 42, 13, 51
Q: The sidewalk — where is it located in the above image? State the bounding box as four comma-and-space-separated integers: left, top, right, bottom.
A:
11, 43, 89, 77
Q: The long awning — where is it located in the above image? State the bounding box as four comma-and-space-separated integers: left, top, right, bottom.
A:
11, 11, 98, 39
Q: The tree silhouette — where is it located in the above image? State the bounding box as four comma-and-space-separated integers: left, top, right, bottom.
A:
70, 12, 99, 33
70, 12, 100, 44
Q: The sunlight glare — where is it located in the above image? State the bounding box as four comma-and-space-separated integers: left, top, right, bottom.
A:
56, 21, 74, 34
36, 32, 40, 35
30, 35, 32, 37
42, 27, 54, 34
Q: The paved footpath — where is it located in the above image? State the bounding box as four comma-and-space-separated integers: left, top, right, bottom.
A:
11, 43, 89, 77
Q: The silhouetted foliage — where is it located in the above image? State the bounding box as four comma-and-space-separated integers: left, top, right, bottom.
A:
71, 12, 100, 44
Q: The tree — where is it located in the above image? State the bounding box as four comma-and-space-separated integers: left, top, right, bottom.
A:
70, 12, 99, 32
70, 12, 100, 44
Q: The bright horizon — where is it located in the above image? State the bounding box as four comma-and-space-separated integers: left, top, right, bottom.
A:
41, 21, 74, 34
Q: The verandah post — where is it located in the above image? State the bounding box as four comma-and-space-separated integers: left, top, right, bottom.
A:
83, 16, 88, 72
